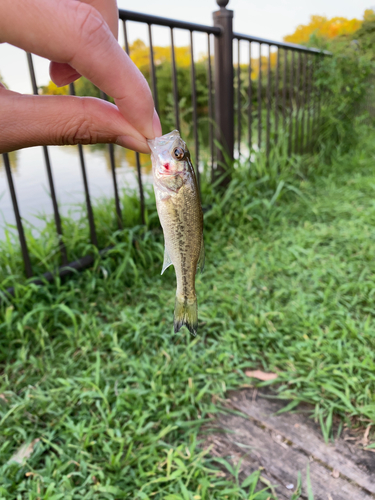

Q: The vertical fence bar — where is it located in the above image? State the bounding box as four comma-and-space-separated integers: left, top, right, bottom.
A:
311, 56, 317, 150
123, 20, 129, 54
282, 49, 287, 130
314, 57, 320, 150
317, 57, 322, 133
26, 52, 68, 265
26, 51, 38, 96
300, 53, 307, 154
266, 44, 271, 161
41, 148, 68, 264
248, 42, 252, 152
3, 153, 33, 278
135, 153, 145, 225
135, 152, 145, 224
207, 34, 214, 170
69, 83, 98, 246
213, 2, 234, 186
170, 28, 180, 131
100, 90, 124, 229
257, 43, 262, 150
274, 48, 280, 137
123, 21, 146, 224
317, 56, 323, 137
288, 51, 294, 155
237, 39, 241, 157
316, 56, 326, 150
190, 30, 200, 188
306, 55, 313, 152
108, 142, 123, 229
148, 24, 159, 115
99, 91, 123, 230
294, 52, 301, 154
108, 143, 123, 229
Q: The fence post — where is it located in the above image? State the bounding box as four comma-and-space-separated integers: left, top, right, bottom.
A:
213, 0, 234, 188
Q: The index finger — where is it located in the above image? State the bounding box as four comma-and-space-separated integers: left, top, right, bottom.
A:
50, 0, 120, 86
0, 0, 160, 139
80, 0, 119, 39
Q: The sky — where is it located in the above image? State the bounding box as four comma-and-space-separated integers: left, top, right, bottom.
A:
0, 0, 373, 94
118, 0, 374, 42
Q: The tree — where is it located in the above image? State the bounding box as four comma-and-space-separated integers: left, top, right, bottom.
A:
128, 39, 191, 73
39, 81, 68, 95
39, 77, 101, 98
284, 15, 362, 45
353, 9, 375, 57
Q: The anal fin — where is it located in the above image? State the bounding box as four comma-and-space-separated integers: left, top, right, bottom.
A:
161, 245, 173, 275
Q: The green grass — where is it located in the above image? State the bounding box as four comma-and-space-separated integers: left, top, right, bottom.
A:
1, 126, 375, 498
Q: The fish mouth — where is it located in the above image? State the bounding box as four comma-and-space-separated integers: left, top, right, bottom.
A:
147, 130, 180, 153
160, 169, 184, 177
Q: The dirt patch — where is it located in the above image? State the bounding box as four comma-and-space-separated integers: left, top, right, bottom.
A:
201, 389, 375, 499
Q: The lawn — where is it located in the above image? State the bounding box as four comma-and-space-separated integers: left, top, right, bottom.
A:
1, 127, 375, 499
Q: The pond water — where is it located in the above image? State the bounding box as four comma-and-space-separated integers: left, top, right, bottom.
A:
0, 145, 153, 239
0, 140, 252, 241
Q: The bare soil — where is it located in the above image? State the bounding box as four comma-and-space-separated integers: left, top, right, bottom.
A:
202, 389, 375, 499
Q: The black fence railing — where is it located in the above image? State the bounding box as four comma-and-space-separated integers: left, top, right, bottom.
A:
232, 32, 330, 162
1, 0, 329, 294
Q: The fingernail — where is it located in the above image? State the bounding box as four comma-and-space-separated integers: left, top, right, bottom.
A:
116, 135, 150, 154
152, 109, 162, 138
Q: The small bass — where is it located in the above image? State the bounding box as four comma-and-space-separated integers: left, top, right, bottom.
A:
148, 130, 204, 336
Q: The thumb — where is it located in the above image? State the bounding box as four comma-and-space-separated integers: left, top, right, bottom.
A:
0, 89, 150, 154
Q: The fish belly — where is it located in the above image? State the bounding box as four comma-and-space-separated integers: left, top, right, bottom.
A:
157, 183, 202, 302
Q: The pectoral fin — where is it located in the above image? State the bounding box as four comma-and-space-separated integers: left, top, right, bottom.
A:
197, 237, 205, 273
161, 245, 173, 275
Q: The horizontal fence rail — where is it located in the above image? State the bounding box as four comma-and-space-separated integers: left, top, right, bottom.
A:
0, 0, 330, 296
119, 9, 221, 35
234, 32, 331, 55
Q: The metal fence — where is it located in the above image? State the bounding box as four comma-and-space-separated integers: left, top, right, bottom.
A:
1, 0, 329, 292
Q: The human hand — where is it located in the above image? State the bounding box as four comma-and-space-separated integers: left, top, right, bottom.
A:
0, 0, 162, 155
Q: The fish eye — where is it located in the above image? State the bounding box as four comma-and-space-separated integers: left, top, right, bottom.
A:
173, 147, 185, 161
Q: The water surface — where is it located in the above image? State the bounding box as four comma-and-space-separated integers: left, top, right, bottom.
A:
0, 145, 152, 239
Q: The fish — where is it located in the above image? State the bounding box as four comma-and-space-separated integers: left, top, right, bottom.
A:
148, 130, 204, 336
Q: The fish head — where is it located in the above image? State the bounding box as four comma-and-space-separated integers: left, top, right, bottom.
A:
148, 130, 191, 181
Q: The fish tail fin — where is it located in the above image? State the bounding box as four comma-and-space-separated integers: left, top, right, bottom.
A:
174, 296, 198, 336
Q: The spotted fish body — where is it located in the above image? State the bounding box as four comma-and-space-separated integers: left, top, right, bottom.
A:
148, 130, 204, 336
